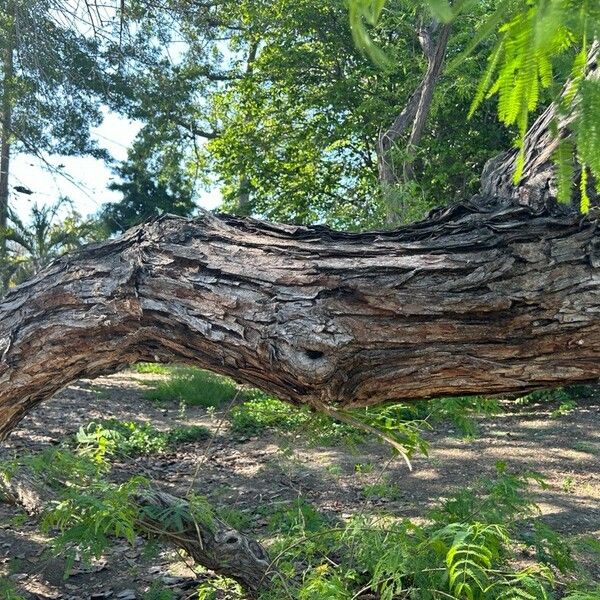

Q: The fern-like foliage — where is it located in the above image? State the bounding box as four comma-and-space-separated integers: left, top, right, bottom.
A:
458, 0, 600, 206
349, 0, 600, 209
41, 475, 148, 574
469, 1, 573, 181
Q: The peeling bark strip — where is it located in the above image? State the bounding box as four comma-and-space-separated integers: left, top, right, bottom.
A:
0, 468, 272, 595
1, 202, 600, 438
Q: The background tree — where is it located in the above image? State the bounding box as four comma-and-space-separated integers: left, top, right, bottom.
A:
4, 198, 99, 286
351, 0, 600, 212
0, 0, 121, 291
100, 139, 196, 234
110, 0, 510, 229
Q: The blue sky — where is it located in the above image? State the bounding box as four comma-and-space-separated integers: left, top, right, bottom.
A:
10, 109, 222, 223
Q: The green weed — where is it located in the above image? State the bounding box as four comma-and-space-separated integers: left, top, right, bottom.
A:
362, 478, 402, 501
562, 476, 576, 493
75, 419, 210, 461
262, 464, 571, 600
0, 578, 26, 600
354, 462, 373, 474
552, 400, 578, 418
197, 576, 243, 599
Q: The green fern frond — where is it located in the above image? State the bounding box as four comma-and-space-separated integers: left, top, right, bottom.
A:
469, 39, 505, 118
577, 80, 600, 182
580, 165, 590, 213
554, 138, 575, 203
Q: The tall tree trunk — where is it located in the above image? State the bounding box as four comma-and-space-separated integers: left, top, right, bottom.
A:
377, 22, 451, 223
402, 22, 451, 183
234, 41, 259, 216
0, 1, 14, 294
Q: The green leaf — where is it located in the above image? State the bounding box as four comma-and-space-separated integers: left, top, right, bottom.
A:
426, 0, 453, 23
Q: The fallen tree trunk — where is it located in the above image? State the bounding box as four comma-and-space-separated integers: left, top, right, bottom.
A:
0, 199, 599, 439
0, 467, 273, 595
1, 45, 600, 439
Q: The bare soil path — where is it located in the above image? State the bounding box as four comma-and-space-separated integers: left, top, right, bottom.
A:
1, 371, 598, 599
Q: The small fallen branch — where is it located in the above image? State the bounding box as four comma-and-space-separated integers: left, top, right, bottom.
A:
0, 459, 273, 597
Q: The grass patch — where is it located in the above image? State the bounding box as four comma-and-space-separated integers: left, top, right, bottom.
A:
167, 424, 211, 445
267, 498, 330, 534
0, 578, 26, 600
362, 478, 403, 501
142, 365, 239, 408
132, 362, 173, 375
571, 441, 598, 455
230, 395, 308, 436
515, 384, 595, 408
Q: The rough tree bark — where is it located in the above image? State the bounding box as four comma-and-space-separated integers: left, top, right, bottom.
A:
0, 195, 599, 440
0, 467, 272, 595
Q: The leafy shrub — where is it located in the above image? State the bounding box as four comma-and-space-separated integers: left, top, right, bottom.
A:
76, 420, 169, 459
143, 366, 238, 408
75, 419, 210, 460
41, 474, 148, 571
262, 464, 579, 600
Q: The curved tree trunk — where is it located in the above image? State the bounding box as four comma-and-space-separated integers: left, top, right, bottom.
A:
0, 200, 599, 439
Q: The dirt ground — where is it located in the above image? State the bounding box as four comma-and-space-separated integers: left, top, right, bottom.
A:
0, 371, 599, 599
